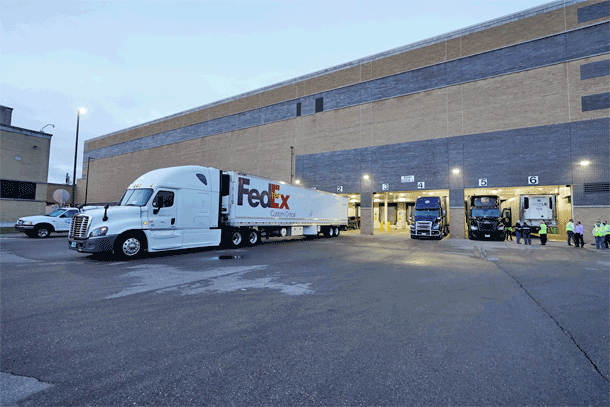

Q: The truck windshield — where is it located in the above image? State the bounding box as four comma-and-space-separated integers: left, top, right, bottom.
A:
119, 189, 153, 206
471, 208, 500, 217
414, 209, 439, 217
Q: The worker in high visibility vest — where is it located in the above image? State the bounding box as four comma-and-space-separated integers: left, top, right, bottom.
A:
593, 220, 604, 249
539, 221, 548, 245
603, 220, 610, 249
566, 219, 574, 246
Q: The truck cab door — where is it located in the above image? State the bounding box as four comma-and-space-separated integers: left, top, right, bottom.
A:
502, 208, 512, 224
179, 189, 221, 247
147, 189, 182, 250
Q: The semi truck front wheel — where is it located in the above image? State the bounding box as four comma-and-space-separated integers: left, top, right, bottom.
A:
115, 233, 144, 259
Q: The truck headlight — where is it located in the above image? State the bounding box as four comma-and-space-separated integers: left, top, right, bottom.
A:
498, 225, 504, 230
471, 226, 478, 231
25, 221, 33, 225
89, 227, 108, 237
432, 224, 440, 230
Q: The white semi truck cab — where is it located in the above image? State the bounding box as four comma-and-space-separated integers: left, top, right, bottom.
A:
68, 165, 348, 258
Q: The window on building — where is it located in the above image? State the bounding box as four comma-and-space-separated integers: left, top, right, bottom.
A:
296, 102, 301, 117
315, 97, 324, 113
0, 180, 37, 200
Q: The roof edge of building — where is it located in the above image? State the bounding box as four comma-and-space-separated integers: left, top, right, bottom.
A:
89, 0, 586, 143
0, 124, 53, 140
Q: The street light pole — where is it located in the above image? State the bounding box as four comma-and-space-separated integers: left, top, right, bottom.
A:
71, 108, 86, 206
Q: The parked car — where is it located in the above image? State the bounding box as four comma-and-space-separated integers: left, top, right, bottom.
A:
15, 207, 80, 238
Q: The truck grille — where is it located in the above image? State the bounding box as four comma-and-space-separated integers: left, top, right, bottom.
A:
69, 214, 90, 239
478, 221, 496, 232
416, 221, 432, 232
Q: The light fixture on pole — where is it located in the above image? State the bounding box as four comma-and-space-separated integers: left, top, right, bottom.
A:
71, 108, 87, 206
40, 124, 55, 133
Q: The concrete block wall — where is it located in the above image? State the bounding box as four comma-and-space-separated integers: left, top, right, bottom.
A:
295, 117, 609, 203
84, 0, 609, 153
79, 1, 609, 214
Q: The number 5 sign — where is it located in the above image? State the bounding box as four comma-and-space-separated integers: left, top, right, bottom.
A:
528, 176, 539, 185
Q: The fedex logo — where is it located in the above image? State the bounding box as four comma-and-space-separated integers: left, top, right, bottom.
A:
238, 177, 290, 209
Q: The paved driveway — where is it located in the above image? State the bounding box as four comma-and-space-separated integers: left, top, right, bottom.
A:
1, 232, 608, 405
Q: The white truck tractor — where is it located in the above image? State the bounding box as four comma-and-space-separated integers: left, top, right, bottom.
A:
68, 165, 348, 259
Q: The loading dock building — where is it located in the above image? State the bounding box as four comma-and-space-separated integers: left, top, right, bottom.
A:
81, 0, 609, 238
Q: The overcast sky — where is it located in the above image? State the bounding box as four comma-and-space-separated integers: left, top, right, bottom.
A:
1, 0, 552, 184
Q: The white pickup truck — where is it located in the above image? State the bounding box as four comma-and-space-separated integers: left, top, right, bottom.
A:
15, 207, 80, 238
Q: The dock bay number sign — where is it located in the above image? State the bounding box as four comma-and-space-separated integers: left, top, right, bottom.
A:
528, 176, 539, 185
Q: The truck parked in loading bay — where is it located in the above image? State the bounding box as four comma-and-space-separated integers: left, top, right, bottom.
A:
410, 196, 449, 239
500, 195, 557, 234
68, 165, 348, 259
466, 195, 508, 240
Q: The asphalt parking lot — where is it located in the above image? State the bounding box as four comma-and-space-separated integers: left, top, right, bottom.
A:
1, 231, 608, 406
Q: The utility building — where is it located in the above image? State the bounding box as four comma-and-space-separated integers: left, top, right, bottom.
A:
0, 106, 53, 223
81, 0, 609, 238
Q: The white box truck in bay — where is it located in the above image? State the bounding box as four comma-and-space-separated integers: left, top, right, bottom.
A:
68, 165, 348, 258
501, 195, 557, 233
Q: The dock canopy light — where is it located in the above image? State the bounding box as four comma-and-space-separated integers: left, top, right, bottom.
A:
452, 168, 460, 174
579, 160, 590, 166
363, 174, 370, 180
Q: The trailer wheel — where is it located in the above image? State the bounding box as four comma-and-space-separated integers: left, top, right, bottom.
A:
247, 229, 260, 246
279, 227, 288, 237
333, 227, 340, 237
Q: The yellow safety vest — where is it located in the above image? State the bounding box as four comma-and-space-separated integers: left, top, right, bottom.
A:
566, 222, 574, 232
593, 225, 604, 237
540, 224, 547, 234
604, 224, 610, 235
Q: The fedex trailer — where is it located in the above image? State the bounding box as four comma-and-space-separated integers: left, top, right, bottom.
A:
68, 166, 348, 259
